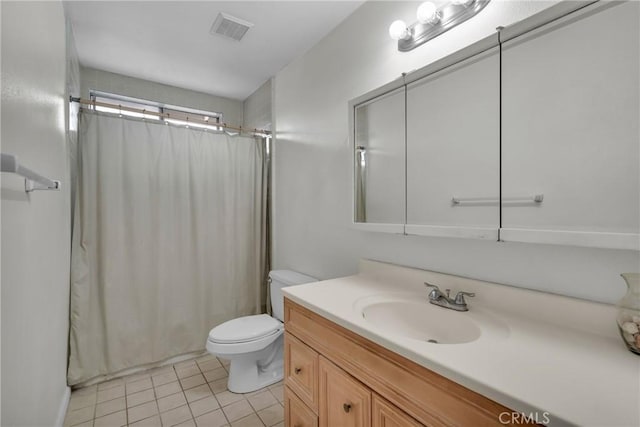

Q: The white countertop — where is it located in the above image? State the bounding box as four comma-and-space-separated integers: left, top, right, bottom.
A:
282, 260, 640, 427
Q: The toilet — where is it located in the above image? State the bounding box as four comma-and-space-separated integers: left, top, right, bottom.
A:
206, 270, 316, 393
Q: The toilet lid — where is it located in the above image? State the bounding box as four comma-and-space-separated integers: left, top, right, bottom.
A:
208, 314, 282, 344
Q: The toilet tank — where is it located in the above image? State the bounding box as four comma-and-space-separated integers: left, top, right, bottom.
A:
269, 270, 317, 321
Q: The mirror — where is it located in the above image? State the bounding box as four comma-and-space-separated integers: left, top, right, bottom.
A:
352, 87, 405, 225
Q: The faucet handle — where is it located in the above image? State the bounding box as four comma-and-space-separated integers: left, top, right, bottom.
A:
424, 282, 439, 291
424, 282, 443, 298
454, 291, 475, 305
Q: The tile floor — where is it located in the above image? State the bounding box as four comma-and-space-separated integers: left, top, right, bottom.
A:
64, 355, 285, 427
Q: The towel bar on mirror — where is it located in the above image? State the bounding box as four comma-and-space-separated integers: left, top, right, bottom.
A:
1, 153, 61, 193
451, 194, 543, 205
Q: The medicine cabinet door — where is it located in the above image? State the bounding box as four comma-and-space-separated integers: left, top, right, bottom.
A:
353, 86, 405, 231
405, 47, 500, 239
501, 1, 640, 250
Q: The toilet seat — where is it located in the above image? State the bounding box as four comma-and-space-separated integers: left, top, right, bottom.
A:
206, 314, 284, 356
208, 314, 282, 344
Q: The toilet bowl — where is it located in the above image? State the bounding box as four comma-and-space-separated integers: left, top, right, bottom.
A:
206, 270, 316, 393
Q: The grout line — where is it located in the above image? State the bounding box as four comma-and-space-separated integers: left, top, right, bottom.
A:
220, 410, 231, 426
175, 361, 200, 426
122, 392, 128, 427
92, 391, 98, 426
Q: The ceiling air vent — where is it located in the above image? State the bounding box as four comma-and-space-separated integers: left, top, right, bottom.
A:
210, 12, 253, 41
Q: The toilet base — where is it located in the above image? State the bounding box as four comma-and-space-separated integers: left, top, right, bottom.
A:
227, 357, 283, 393
222, 334, 284, 394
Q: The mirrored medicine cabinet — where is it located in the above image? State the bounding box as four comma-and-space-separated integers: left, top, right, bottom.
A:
349, 0, 639, 251
353, 86, 405, 231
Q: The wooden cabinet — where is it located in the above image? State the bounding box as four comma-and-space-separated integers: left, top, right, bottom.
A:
284, 298, 529, 427
500, 1, 639, 250
372, 395, 422, 427
285, 386, 318, 427
319, 356, 371, 427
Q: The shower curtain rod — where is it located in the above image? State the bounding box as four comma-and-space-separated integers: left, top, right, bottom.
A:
70, 97, 271, 138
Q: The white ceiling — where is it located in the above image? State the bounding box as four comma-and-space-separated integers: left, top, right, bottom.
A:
65, 1, 364, 100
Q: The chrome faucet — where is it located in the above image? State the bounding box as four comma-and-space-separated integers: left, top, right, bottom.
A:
424, 282, 475, 312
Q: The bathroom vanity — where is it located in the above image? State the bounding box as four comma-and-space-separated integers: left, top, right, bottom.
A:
284, 300, 512, 427
281, 260, 640, 427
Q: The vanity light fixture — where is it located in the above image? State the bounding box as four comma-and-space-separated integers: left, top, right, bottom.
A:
417, 2, 440, 25
389, 0, 491, 52
389, 20, 412, 41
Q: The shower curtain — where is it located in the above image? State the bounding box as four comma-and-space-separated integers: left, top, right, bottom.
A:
68, 111, 268, 385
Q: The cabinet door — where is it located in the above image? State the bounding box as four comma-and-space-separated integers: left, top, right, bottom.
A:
501, 1, 640, 249
319, 356, 371, 427
353, 86, 405, 230
406, 47, 500, 240
372, 394, 423, 427
285, 333, 319, 412
285, 386, 318, 427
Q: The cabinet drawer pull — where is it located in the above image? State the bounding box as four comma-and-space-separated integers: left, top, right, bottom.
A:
343, 403, 352, 413
294, 367, 302, 374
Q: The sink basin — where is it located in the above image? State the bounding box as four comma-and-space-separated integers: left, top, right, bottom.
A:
355, 294, 483, 344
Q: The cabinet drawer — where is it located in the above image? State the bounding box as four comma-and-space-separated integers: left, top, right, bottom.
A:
373, 394, 423, 427
285, 386, 318, 427
285, 332, 319, 412
319, 356, 371, 427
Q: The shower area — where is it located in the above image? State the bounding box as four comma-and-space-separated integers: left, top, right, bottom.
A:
67, 95, 271, 386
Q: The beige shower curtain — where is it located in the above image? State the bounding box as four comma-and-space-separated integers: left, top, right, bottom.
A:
68, 111, 268, 385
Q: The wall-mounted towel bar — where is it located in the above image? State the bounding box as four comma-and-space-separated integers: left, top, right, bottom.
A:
1, 153, 60, 192
451, 194, 543, 205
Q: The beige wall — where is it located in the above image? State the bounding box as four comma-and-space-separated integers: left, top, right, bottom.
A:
81, 67, 244, 126
272, 0, 639, 304
1, 1, 72, 425
243, 78, 272, 131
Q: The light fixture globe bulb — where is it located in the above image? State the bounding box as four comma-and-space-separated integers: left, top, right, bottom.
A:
417, 2, 439, 24
389, 20, 409, 41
